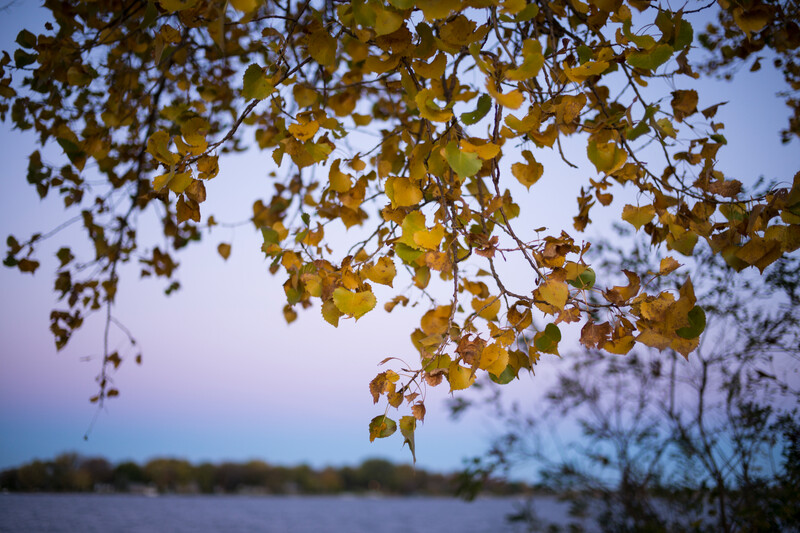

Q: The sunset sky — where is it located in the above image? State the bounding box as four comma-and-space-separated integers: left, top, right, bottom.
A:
1, 2, 797, 476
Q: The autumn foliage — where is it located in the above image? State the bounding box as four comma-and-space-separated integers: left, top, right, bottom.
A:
2, 0, 799, 455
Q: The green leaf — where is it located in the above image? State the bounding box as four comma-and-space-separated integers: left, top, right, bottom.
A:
14, 49, 37, 68
626, 105, 658, 140
444, 140, 482, 177
242, 64, 274, 100
305, 141, 332, 162
141, 0, 160, 28
489, 365, 516, 385
534, 323, 561, 352
568, 268, 596, 290
720, 203, 747, 222
395, 242, 424, 264
626, 121, 651, 141
515, 3, 539, 21
56, 138, 87, 171
460, 94, 492, 125
674, 18, 693, 51
261, 227, 279, 245
622, 19, 656, 49
369, 415, 397, 442
352, 0, 377, 27
577, 44, 593, 64
676, 305, 706, 339
399, 416, 417, 462
398, 210, 427, 250
16, 30, 36, 49
627, 44, 674, 70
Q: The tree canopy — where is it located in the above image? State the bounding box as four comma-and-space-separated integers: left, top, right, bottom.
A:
1, 0, 799, 456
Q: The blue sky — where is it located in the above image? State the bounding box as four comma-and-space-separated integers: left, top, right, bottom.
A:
0, 2, 798, 476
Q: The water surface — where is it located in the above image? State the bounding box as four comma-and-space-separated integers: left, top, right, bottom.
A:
0, 493, 578, 532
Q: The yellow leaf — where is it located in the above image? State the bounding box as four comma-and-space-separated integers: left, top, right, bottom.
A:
415, 89, 453, 122
152, 172, 172, 192
413, 223, 445, 250
553, 94, 587, 125
655, 117, 677, 138
534, 279, 569, 315
180, 117, 209, 153
639, 293, 675, 322
419, 0, 460, 21
621, 204, 655, 230
733, 5, 771, 38
374, 6, 404, 36
439, 15, 479, 49
603, 270, 640, 304
352, 113, 372, 126
386, 176, 423, 208
480, 343, 509, 376
168, 171, 193, 194
636, 328, 673, 351
230, 0, 260, 12
288, 120, 319, 142
321, 299, 343, 327
448, 362, 476, 391
328, 159, 352, 193
471, 296, 501, 321
511, 150, 543, 189
670, 335, 700, 359
332, 288, 376, 319
197, 155, 219, 180
501, 0, 527, 15
282, 83, 310, 105
486, 78, 524, 109
147, 130, 179, 165
157, 0, 199, 13
587, 140, 627, 174
506, 39, 544, 81
658, 257, 681, 275
424, 251, 450, 272
152, 169, 193, 194
563, 60, 609, 83
412, 52, 447, 79
308, 30, 337, 66
603, 335, 635, 355
530, 123, 558, 147
460, 140, 500, 160
670, 89, 698, 122
362, 256, 396, 287
301, 273, 322, 297
421, 305, 452, 335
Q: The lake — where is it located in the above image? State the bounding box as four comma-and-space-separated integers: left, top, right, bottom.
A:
0, 493, 585, 532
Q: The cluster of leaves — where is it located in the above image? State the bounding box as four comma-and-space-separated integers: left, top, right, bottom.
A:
456, 239, 800, 531
1, 0, 799, 453
698, 0, 800, 144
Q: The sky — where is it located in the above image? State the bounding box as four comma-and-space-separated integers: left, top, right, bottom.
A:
0, 2, 798, 476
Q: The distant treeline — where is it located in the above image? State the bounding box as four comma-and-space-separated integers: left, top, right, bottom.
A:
0, 453, 527, 496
